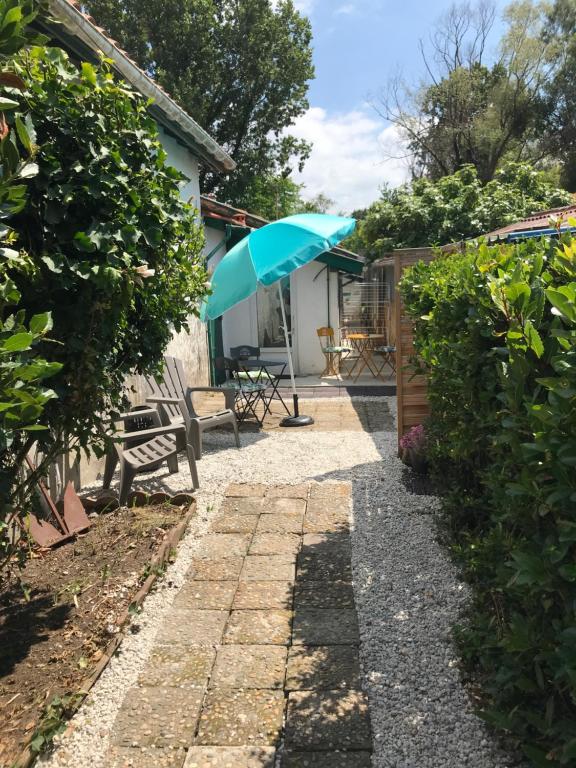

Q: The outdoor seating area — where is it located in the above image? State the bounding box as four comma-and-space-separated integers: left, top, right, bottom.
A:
4, 1, 576, 767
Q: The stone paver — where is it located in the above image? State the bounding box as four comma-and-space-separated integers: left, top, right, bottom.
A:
138, 647, 215, 689
210, 514, 260, 534
305, 499, 350, 517
221, 498, 265, 515
106, 746, 186, 768
226, 483, 266, 498
301, 532, 351, 555
292, 609, 359, 646
296, 554, 352, 583
264, 498, 307, 515
256, 513, 304, 534
285, 646, 361, 691
309, 482, 350, 501
294, 581, 355, 609
111, 687, 203, 748
196, 534, 251, 558
280, 751, 372, 767
173, 581, 236, 611
233, 581, 294, 610
211, 645, 287, 689
191, 557, 244, 581
159, 609, 228, 647
240, 555, 296, 581
302, 510, 350, 534
196, 689, 285, 746
184, 747, 276, 768
265, 483, 309, 499
224, 610, 292, 645
249, 533, 301, 556
107, 482, 372, 766
284, 690, 372, 751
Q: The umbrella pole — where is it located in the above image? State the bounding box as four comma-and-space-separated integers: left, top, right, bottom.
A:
278, 281, 314, 427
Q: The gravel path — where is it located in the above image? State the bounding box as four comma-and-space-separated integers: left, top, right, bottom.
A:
39, 396, 520, 768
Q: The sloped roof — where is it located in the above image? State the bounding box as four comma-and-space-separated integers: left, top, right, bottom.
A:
47, 0, 235, 175
486, 203, 576, 238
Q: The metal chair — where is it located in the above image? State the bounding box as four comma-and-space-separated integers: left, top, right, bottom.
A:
373, 345, 397, 378
336, 328, 359, 378
316, 327, 350, 376
145, 356, 239, 459
215, 356, 269, 426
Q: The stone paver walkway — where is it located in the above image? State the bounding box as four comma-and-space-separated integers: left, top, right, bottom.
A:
105, 482, 373, 768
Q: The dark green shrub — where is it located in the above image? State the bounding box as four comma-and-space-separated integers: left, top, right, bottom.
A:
0, 0, 62, 572
10, 44, 207, 452
401, 234, 576, 765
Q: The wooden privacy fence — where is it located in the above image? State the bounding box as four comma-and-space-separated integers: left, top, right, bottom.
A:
393, 244, 462, 449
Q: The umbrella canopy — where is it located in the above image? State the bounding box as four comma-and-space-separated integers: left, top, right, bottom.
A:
200, 213, 356, 321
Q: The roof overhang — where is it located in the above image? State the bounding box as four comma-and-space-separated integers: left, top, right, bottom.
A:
316, 250, 364, 275
201, 196, 365, 275
46, 0, 236, 175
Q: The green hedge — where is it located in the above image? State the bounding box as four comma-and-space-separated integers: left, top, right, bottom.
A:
400, 234, 576, 766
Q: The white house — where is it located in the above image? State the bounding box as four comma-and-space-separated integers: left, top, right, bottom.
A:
201, 197, 366, 377
45, 0, 236, 385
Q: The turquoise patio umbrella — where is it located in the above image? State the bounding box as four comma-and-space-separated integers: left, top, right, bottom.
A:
201, 213, 356, 426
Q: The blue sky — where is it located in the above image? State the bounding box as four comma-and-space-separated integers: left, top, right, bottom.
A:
289, 0, 509, 213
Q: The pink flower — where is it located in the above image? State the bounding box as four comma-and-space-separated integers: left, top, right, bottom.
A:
400, 424, 426, 453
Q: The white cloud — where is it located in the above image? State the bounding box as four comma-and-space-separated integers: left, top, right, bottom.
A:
292, 0, 315, 13
288, 106, 410, 213
335, 3, 356, 14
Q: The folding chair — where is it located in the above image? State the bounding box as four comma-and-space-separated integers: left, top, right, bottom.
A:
214, 357, 269, 426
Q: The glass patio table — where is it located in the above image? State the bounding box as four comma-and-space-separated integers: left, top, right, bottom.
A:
344, 333, 386, 381
237, 358, 291, 415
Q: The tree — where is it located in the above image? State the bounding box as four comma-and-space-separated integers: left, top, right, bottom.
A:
358, 162, 572, 257
81, 0, 314, 202
543, 0, 576, 189
377, 1, 553, 182
233, 174, 334, 220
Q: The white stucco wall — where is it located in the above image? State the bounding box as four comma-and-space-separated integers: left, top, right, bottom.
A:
212, 237, 339, 376
292, 262, 339, 375
158, 128, 211, 388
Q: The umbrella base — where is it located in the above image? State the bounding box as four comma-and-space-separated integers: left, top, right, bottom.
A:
280, 414, 314, 427
279, 393, 314, 427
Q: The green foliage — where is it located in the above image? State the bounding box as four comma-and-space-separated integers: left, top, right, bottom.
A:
401, 232, 576, 764
81, 0, 314, 202
237, 174, 335, 220
0, 0, 61, 571
29, 692, 84, 754
8, 45, 207, 451
359, 163, 572, 258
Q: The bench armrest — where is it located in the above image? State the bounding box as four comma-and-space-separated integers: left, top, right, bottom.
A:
113, 407, 158, 421
112, 423, 185, 441
146, 395, 181, 405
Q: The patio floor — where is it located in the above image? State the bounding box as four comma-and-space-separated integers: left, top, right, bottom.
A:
105, 482, 372, 768
42, 394, 519, 768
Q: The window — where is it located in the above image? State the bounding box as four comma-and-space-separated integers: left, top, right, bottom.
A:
257, 276, 291, 348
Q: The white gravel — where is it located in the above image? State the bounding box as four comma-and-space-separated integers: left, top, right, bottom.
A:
39, 396, 520, 768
